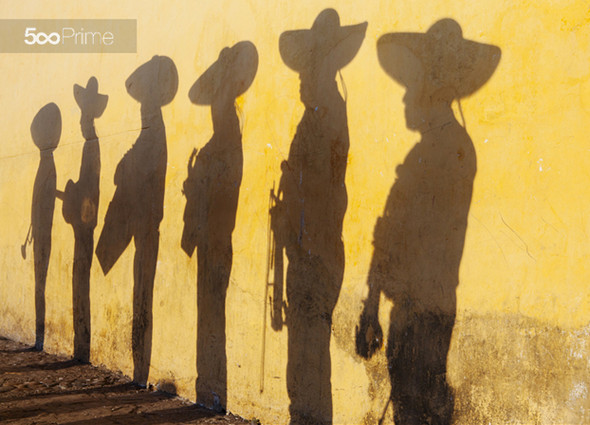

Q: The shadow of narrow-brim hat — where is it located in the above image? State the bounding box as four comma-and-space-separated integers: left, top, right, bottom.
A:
279, 8, 367, 73
377, 19, 501, 99
126, 55, 178, 106
189, 41, 258, 105
31, 102, 61, 151
74, 76, 108, 118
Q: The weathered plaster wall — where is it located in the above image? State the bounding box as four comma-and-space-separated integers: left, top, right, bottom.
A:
0, 1, 589, 424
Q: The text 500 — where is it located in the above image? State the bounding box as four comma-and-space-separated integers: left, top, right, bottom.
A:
24, 27, 59, 45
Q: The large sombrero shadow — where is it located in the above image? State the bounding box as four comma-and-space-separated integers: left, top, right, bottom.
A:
363, 19, 501, 425
182, 41, 258, 411
272, 8, 367, 425
182, 41, 258, 258
377, 18, 501, 105
279, 8, 367, 86
188, 41, 258, 106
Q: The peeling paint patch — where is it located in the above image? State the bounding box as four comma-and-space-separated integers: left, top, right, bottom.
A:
450, 313, 590, 425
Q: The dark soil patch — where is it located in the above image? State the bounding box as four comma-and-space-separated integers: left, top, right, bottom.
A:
0, 336, 251, 424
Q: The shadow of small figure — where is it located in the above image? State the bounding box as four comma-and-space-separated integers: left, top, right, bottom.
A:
57, 77, 107, 362
356, 19, 500, 425
28, 103, 61, 351
182, 41, 258, 411
272, 9, 366, 425
96, 56, 178, 386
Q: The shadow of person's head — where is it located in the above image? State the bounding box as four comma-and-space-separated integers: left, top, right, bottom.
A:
126, 55, 178, 108
189, 41, 258, 107
74, 76, 108, 119
31, 103, 61, 153
279, 9, 367, 107
378, 18, 501, 131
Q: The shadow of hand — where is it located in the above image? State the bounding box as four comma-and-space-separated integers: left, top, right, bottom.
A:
355, 309, 383, 359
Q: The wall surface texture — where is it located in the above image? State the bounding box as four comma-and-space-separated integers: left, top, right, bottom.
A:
1, 1, 589, 424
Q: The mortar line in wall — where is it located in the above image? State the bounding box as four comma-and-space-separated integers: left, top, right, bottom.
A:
0, 127, 143, 162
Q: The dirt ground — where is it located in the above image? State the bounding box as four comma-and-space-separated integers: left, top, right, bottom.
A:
0, 336, 251, 424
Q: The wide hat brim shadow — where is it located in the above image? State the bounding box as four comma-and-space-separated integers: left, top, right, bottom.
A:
279, 8, 367, 73
74, 77, 108, 119
189, 41, 258, 105
377, 19, 501, 99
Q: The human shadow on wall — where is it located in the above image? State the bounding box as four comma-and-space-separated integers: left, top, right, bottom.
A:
269, 9, 366, 424
95, 56, 178, 386
355, 19, 500, 425
57, 77, 107, 362
27, 103, 62, 351
181, 41, 258, 411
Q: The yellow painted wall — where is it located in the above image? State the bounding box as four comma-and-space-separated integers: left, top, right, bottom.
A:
0, 1, 589, 424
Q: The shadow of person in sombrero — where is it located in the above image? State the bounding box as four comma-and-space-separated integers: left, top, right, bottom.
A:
356, 19, 500, 425
356, 19, 501, 425
96, 56, 178, 386
28, 103, 61, 351
181, 41, 258, 412
58, 77, 107, 363
271, 9, 366, 424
